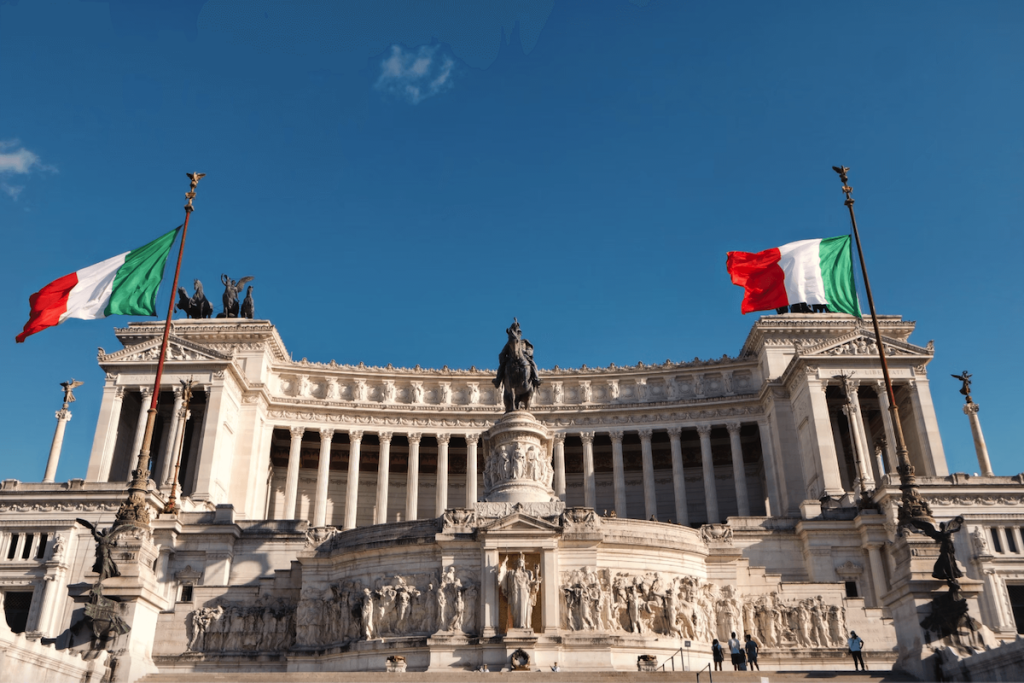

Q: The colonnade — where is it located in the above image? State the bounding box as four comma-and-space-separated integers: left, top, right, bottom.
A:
273, 421, 774, 528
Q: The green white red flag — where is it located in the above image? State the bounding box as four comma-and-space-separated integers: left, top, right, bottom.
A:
726, 235, 861, 316
16, 227, 180, 343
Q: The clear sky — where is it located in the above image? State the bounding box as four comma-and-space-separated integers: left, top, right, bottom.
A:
2, 1, 1021, 484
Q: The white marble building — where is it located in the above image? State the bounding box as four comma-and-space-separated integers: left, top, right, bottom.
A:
1, 313, 1022, 681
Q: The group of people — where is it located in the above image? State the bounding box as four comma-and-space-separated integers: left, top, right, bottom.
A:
711, 629, 867, 671
712, 632, 761, 671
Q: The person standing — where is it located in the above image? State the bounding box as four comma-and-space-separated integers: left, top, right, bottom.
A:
728, 631, 742, 671
848, 630, 866, 671
712, 639, 724, 671
745, 634, 760, 671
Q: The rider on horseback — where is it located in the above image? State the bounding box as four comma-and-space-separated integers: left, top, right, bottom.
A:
494, 318, 542, 412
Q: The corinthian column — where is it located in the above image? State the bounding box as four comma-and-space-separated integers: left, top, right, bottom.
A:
726, 422, 750, 517
871, 381, 898, 474
158, 387, 185, 488
964, 402, 993, 476
343, 430, 363, 530
667, 427, 688, 526
609, 430, 627, 517
552, 434, 566, 501
697, 424, 720, 524
639, 429, 656, 519
283, 426, 304, 520
580, 431, 596, 509
435, 433, 450, 515
129, 387, 152, 477
406, 433, 421, 521
374, 432, 392, 524
43, 407, 72, 483
847, 384, 875, 488
313, 428, 334, 528
465, 433, 480, 507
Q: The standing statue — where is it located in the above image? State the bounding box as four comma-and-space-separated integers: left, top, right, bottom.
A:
951, 371, 972, 399
75, 518, 120, 580
219, 274, 254, 318
910, 515, 965, 583
60, 379, 84, 404
240, 286, 255, 319
496, 554, 542, 630
176, 279, 214, 319
493, 318, 542, 412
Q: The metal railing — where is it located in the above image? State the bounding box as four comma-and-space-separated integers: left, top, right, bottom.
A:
657, 646, 686, 671
696, 662, 713, 683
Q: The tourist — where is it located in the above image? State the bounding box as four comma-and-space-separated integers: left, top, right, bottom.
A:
848, 630, 866, 671
728, 631, 742, 670
551, 662, 561, 672
711, 639, 724, 671
745, 634, 760, 671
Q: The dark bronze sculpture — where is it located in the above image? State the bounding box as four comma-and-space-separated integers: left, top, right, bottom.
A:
951, 371, 972, 399
219, 274, 254, 318
76, 518, 120, 580
493, 318, 541, 412
176, 279, 213, 319
910, 515, 965, 583
240, 285, 255, 319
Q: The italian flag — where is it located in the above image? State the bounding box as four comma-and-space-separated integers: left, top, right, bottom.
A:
16, 227, 180, 343
726, 235, 862, 316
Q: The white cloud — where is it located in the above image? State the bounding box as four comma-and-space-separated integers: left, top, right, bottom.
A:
375, 45, 455, 104
0, 140, 54, 200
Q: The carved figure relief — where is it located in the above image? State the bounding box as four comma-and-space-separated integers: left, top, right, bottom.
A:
483, 444, 553, 491
186, 597, 295, 653
497, 554, 542, 631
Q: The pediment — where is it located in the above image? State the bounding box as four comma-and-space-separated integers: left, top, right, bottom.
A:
99, 335, 233, 364
480, 512, 562, 534
801, 330, 932, 358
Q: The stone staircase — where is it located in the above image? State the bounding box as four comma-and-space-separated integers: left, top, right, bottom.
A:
139, 670, 920, 683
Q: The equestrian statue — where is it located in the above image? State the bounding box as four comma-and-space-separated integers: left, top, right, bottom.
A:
493, 318, 541, 412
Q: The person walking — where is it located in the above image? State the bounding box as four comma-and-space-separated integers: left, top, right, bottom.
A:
848, 630, 867, 671
745, 634, 760, 671
712, 639, 724, 671
728, 631, 742, 671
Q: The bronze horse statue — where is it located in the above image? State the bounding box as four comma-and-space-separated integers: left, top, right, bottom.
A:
493, 318, 541, 412
176, 279, 213, 319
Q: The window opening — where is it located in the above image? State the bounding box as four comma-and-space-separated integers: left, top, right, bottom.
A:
6, 534, 18, 560
991, 528, 1004, 553
3, 591, 34, 634
844, 581, 859, 598
180, 585, 194, 602
36, 533, 48, 559
1006, 529, 1019, 554
20, 534, 34, 560
1008, 585, 1024, 635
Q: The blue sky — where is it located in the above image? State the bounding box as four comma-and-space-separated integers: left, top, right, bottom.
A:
1, 0, 1021, 484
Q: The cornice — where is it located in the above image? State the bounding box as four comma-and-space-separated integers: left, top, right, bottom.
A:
740, 313, 915, 357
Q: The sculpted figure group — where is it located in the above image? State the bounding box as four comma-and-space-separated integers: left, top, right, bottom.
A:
484, 443, 554, 491
186, 597, 295, 653
176, 274, 255, 319
560, 569, 848, 649
291, 569, 478, 648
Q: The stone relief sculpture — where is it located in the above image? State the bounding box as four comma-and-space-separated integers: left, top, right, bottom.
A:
286, 570, 478, 649
971, 526, 989, 556
186, 597, 295, 653
50, 532, 65, 560
493, 318, 542, 412
558, 570, 848, 648
483, 443, 553, 492
496, 554, 542, 630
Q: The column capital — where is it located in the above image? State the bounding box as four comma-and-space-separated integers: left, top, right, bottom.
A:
378, 431, 393, 444
407, 433, 422, 445
55, 409, 72, 422
319, 427, 335, 441
172, 385, 184, 400
637, 428, 653, 440
964, 402, 981, 416
349, 429, 364, 442
666, 426, 682, 439
139, 386, 153, 398
608, 430, 624, 443
289, 426, 305, 440
872, 379, 886, 393
696, 423, 712, 437
579, 431, 595, 445
725, 421, 742, 435
906, 378, 917, 389
464, 432, 480, 446
114, 386, 126, 399
436, 433, 451, 445
553, 433, 566, 445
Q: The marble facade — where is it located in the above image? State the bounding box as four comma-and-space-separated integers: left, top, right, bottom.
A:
1, 313, 1023, 681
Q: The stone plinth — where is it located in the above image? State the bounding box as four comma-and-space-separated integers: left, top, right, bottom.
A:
483, 411, 555, 504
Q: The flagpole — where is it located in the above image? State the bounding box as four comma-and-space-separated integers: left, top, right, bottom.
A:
116, 173, 204, 530
832, 166, 933, 527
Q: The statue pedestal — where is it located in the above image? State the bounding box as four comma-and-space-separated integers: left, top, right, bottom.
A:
483, 411, 555, 504
887, 533, 996, 680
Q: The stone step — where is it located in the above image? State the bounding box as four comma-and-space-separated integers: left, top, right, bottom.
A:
139, 670, 918, 683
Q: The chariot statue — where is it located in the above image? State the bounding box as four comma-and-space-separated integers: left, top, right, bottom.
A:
493, 319, 541, 412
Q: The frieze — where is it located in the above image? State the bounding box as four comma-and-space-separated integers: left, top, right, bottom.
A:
99, 336, 233, 364
0, 502, 120, 513
928, 495, 1024, 507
